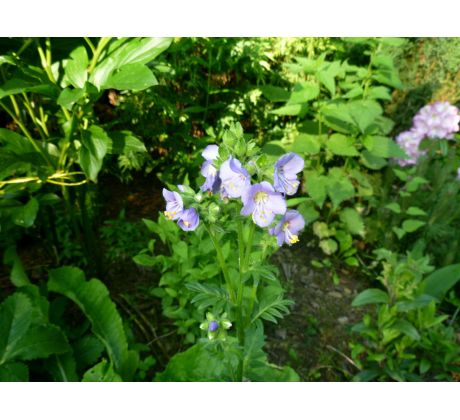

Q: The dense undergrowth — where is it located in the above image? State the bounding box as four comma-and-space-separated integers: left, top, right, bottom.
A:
0, 37, 459, 382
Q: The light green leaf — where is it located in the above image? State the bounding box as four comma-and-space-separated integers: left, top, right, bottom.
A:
339, 208, 365, 237
363, 135, 406, 158
82, 359, 122, 382
79, 125, 111, 181
385, 202, 401, 214
352, 289, 389, 306
288, 81, 320, 104
319, 238, 338, 255
104, 63, 158, 91
65, 46, 89, 89
402, 219, 425, 233
326, 134, 359, 156
406, 207, 427, 216
421, 264, 460, 300
292, 134, 321, 155
259, 85, 290, 102
270, 103, 307, 116
305, 171, 328, 208
57, 87, 86, 109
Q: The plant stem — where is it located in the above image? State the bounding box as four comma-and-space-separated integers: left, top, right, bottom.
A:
204, 223, 236, 303
0, 100, 53, 167
88, 37, 112, 74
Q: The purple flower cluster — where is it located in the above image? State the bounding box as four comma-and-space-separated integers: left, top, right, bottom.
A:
395, 101, 460, 167
395, 130, 426, 167
163, 143, 306, 245
413, 101, 460, 140
163, 188, 199, 231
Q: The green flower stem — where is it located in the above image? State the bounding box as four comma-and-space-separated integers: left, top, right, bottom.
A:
204, 223, 236, 303
88, 37, 112, 74
0, 100, 53, 168
243, 222, 256, 270
236, 218, 246, 380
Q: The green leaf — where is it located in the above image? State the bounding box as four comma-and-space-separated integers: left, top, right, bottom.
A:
0, 362, 28, 381
3, 246, 30, 287
186, 282, 229, 311
319, 238, 338, 255
347, 100, 383, 134
270, 103, 307, 116
91, 37, 171, 89
0, 78, 58, 100
79, 125, 111, 182
406, 207, 427, 216
402, 219, 425, 233
292, 134, 321, 155
156, 342, 239, 381
421, 263, 460, 300
259, 85, 290, 102
10, 324, 70, 361
392, 320, 420, 341
367, 86, 392, 101
82, 359, 122, 382
326, 169, 355, 209
287, 81, 320, 104
304, 171, 327, 208
104, 63, 158, 91
57, 87, 86, 109
326, 134, 359, 156
396, 294, 437, 312
251, 287, 293, 324
108, 37, 172, 67
297, 201, 320, 224
65, 46, 89, 89
352, 289, 389, 306
13, 197, 39, 228
361, 150, 387, 170
133, 253, 157, 267
106, 131, 147, 154
363, 135, 406, 158
73, 335, 105, 371
339, 208, 365, 237
320, 103, 356, 134
48, 267, 133, 380
406, 176, 428, 193
385, 202, 401, 214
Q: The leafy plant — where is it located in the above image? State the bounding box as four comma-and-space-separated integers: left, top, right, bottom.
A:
350, 248, 460, 381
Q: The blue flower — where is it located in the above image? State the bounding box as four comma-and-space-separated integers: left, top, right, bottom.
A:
241, 181, 287, 227
162, 188, 183, 220
269, 210, 305, 246
219, 157, 251, 198
274, 153, 304, 195
200, 145, 221, 193
177, 208, 200, 231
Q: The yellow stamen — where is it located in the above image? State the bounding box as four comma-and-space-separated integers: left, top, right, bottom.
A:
254, 191, 268, 203
184, 221, 191, 227
164, 211, 176, 220
289, 235, 299, 244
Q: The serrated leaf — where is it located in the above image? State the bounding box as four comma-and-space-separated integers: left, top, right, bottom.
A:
288, 81, 320, 104
304, 171, 327, 208
292, 134, 321, 155
339, 208, 365, 237
82, 359, 122, 382
48, 267, 133, 380
326, 134, 359, 156
363, 135, 406, 158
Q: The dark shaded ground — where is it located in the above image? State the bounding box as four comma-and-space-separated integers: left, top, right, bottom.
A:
266, 244, 367, 380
